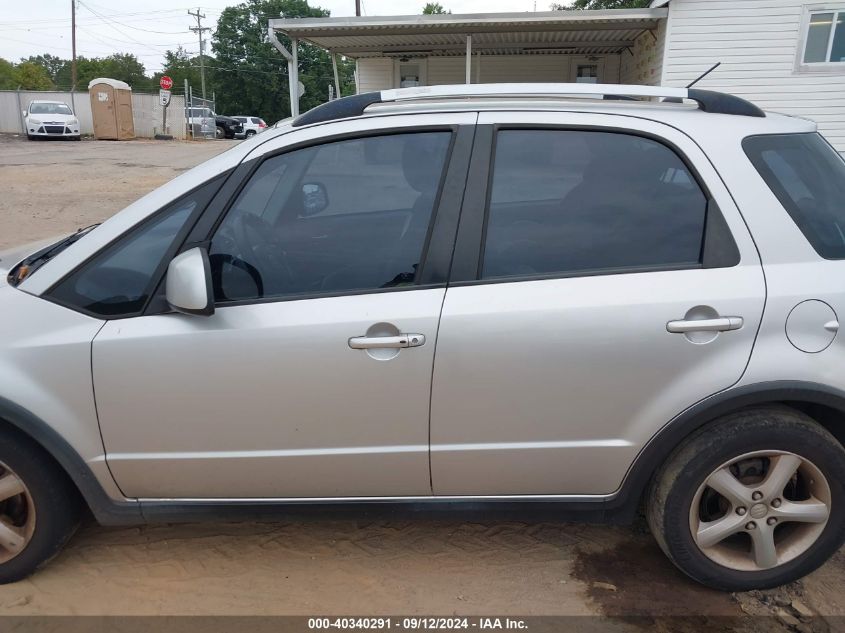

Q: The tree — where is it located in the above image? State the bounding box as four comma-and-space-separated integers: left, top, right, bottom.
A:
152, 47, 209, 95
0, 58, 16, 90
551, 0, 649, 8
13, 62, 53, 90
211, 0, 355, 122
22, 54, 65, 83
54, 53, 150, 91
422, 2, 449, 13
99, 54, 150, 90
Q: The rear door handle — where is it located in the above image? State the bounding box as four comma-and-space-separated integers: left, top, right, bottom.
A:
348, 334, 426, 350
666, 317, 743, 334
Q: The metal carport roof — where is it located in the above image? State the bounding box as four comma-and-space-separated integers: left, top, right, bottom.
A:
268, 9, 668, 58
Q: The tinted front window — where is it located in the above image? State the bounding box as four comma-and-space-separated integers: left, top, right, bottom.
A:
48, 179, 222, 316
482, 130, 707, 279
209, 132, 451, 302
744, 133, 845, 259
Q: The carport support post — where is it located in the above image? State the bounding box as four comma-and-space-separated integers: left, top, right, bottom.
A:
268, 26, 300, 118
331, 53, 341, 99
465, 35, 472, 84
291, 39, 299, 117
185, 79, 190, 140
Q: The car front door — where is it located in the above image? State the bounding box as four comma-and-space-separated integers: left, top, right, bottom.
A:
91, 113, 475, 499
430, 112, 767, 496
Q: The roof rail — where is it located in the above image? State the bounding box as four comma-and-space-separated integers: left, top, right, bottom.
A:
291, 82, 765, 127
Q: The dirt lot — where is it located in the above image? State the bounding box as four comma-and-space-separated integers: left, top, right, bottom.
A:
0, 134, 844, 626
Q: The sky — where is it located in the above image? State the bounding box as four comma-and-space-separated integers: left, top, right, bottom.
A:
0, 0, 545, 75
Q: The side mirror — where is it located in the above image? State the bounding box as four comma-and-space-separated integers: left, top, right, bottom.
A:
165, 247, 214, 316
21, 110, 27, 119
301, 182, 329, 217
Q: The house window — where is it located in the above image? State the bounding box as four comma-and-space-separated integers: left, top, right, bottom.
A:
575, 64, 600, 83
802, 9, 845, 64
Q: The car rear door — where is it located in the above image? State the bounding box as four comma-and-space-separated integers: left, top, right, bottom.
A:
91, 113, 476, 499
430, 111, 766, 496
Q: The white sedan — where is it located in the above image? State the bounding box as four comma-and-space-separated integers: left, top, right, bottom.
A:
232, 115, 268, 138
23, 100, 81, 141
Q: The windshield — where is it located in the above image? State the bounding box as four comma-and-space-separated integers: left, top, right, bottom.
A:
30, 103, 73, 116
744, 133, 845, 259
8, 224, 99, 286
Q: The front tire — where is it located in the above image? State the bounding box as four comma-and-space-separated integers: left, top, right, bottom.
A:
0, 430, 81, 584
647, 407, 845, 591
215, 125, 225, 140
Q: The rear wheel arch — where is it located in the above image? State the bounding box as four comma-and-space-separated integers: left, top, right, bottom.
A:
613, 381, 845, 520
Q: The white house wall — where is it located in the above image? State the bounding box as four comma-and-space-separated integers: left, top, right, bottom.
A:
661, 0, 845, 151
358, 53, 622, 91
620, 18, 667, 85
356, 58, 393, 93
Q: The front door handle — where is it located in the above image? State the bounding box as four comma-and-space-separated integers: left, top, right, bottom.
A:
348, 334, 426, 350
666, 317, 743, 334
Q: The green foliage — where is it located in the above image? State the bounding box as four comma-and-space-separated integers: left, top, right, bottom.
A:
22, 54, 65, 83
0, 58, 16, 90
210, 0, 355, 122
551, 0, 650, 8
52, 53, 151, 91
13, 62, 53, 90
422, 3, 450, 13
0, 58, 54, 90
151, 47, 209, 95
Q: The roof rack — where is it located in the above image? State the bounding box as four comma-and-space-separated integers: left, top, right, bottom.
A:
291, 82, 765, 127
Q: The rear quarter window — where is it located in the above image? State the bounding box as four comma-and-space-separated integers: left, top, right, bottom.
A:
744, 133, 845, 259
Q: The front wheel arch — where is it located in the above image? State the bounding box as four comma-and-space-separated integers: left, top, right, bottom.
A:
0, 397, 141, 526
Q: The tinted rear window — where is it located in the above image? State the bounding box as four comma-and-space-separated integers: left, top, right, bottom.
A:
482, 129, 708, 279
744, 133, 845, 259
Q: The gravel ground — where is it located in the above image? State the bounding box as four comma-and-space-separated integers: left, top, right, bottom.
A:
0, 133, 844, 626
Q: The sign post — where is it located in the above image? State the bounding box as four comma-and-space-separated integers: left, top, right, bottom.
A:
155, 76, 174, 140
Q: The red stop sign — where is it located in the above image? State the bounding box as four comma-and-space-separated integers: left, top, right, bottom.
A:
160, 76, 173, 90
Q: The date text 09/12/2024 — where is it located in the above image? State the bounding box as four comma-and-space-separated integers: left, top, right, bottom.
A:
308, 618, 528, 630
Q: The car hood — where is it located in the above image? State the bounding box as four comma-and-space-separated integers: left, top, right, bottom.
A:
216, 115, 239, 124
0, 236, 64, 281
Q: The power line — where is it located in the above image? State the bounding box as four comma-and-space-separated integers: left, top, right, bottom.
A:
0, 8, 208, 25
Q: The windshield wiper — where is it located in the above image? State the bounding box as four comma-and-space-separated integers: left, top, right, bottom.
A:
9, 224, 100, 286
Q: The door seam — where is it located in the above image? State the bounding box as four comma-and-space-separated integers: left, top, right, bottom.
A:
427, 114, 479, 494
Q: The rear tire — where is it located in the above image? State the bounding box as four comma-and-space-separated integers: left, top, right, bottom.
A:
245, 130, 256, 137
0, 430, 82, 584
647, 407, 845, 591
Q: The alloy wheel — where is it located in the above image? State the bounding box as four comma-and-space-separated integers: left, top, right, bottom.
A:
689, 450, 831, 571
0, 462, 35, 564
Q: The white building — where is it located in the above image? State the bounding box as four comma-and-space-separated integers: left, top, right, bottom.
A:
270, 0, 845, 150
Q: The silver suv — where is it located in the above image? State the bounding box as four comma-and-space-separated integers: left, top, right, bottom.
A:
1, 84, 844, 591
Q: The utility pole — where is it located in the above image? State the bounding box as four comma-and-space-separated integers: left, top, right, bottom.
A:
188, 8, 211, 100
71, 0, 77, 90
355, 0, 361, 16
